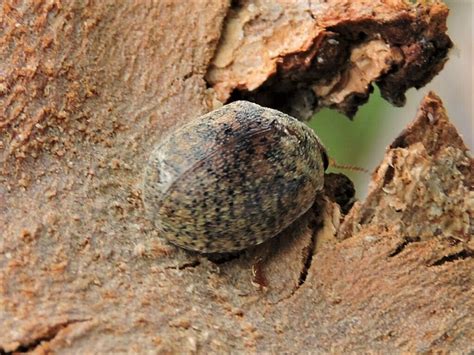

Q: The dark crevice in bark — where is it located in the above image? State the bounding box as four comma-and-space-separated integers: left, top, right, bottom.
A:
177, 260, 201, 270
206, 251, 242, 264
298, 226, 318, 287
225, 31, 352, 119
271, 204, 325, 305
383, 165, 395, 186
164, 260, 201, 270
323, 173, 356, 215
388, 236, 421, 257
306, 0, 316, 21
0, 319, 89, 354
428, 249, 474, 267
298, 200, 327, 288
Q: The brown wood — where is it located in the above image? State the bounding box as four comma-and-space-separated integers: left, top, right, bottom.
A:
0, 1, 471, 353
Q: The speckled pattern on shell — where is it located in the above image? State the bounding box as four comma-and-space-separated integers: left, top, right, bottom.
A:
143, 101, 327, 253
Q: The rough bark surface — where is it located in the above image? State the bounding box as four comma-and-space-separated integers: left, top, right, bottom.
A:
1, 1, 472, 354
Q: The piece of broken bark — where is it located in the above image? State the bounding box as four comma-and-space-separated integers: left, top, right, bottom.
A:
0, 1, 472, 353
207, 0, 452, 118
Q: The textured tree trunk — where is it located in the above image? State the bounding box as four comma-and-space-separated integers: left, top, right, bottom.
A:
0, 1, 471, 353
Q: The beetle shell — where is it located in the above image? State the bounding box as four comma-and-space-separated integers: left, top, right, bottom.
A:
143, 101, 327, 253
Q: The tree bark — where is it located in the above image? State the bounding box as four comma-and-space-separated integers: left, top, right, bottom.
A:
0, 1, 471, 353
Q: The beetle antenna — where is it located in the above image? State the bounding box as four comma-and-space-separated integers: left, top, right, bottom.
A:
328, 157, 369, 174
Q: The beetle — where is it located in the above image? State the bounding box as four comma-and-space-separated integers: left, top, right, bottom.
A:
143, 101, 328, 253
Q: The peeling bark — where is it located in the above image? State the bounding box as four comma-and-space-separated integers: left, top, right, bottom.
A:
0, 1, 472, 353
207, 0, 452, 118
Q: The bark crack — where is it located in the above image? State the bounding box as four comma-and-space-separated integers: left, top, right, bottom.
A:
298, 226, 318, 286
306, 0, 316, 21
163, 260, 201, 270
428, 248, 474, 267
388, 236, 421, 257
1, 319, 90, 354
271, 217, 322, 305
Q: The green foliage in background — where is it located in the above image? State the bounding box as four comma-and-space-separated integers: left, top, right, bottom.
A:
308, 87, 388, 197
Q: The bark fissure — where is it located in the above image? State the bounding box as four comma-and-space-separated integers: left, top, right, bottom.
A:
388, 236, 421, 257
1, 319, 89, 354
428, 249, 474, 267
163, 260, 201, 270
269, 221, 322, 305
298, 221, 319, 287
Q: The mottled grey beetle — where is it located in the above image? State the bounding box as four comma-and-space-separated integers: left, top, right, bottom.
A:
143, 101, 328, 253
